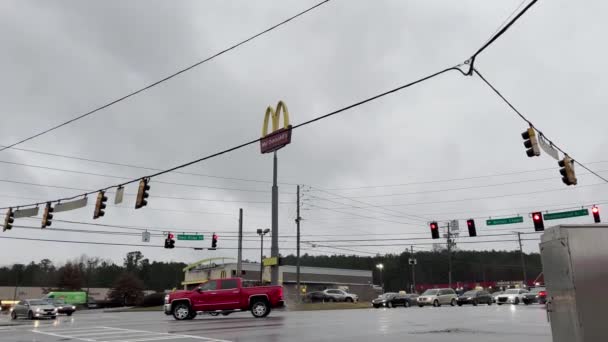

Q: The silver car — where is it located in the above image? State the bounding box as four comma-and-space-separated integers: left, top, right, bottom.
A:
322, 289, 359, 302
11, 299, 57, 320
417, 288, 457, 307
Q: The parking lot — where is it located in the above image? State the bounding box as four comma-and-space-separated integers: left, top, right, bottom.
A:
0, 305, 551, 342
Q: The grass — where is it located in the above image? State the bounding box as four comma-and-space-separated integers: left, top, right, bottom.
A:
289, 302, 371, 311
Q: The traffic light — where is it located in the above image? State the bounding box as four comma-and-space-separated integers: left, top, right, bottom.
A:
430, 221, 439, 239
521, 127, 540, 157
592, 206, 601, 223
41, 202, 54, 228
466, 219, 477, 237
532, 211, 544, 231
558, 156, 577, 186
135, 178, 150, 209
3, 208, 14, 231
93, 191, 108, 219
211, 233, 218, 249
164, 233, 175, 249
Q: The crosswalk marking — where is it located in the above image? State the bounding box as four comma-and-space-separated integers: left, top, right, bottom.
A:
31, 326, 232, 342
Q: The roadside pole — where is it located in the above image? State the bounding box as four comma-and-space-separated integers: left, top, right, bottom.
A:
447, 222, 452, 289
260, 234, 265, 283
517, 232, 527, 286
296, 185, 302, 303
271, 152, 279, 285
410, 245, 416, 293
237, 208, 243, 276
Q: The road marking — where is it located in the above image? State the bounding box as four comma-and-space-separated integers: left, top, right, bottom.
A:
31, 326, 232, 342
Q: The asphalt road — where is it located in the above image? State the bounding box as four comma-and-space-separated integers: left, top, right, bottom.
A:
0, 305, 552, 342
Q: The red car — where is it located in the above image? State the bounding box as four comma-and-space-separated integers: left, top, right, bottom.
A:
164, 278, 285, 320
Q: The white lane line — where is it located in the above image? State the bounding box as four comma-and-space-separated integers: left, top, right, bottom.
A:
107, 336, 185, 342
38, 327, 111, 333
100, 326, 233, 342
69, 330, 158, 338
31, 330, 96, 342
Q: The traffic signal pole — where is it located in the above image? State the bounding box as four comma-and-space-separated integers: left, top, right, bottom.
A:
517, 232, 528, 286
410, 245, 416, 293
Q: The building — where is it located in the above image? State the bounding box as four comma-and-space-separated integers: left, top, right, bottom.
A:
182, 258, 376, 303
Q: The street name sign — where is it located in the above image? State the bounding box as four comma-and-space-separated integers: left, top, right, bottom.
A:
544, 209, 588, 221
486, 216, 524, 226
177, 234, 204, 241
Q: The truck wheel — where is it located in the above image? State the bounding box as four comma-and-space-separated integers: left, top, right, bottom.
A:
208, 312, 220, 316
187, 312, 197, 320
172, 303, 191, 320
221, 312, 231, 316
251, 300, 270, 318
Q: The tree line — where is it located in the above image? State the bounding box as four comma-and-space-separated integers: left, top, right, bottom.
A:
0, 249, 542, 295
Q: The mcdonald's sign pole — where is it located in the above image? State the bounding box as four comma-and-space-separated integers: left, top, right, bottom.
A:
260, 101, 292, 285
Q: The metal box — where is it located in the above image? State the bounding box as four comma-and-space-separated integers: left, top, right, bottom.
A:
540, 224, 608, 342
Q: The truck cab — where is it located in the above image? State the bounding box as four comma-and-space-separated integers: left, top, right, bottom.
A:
165, 278, 284, 320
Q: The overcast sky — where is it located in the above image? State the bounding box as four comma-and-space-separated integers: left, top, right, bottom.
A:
0, 0, 607, 268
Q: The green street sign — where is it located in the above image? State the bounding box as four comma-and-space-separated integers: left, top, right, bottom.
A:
486, 216, 524, 226
177, 234, 204, 241
544, 209, 588, 220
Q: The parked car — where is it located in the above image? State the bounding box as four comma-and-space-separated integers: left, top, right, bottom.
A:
305, 291, 328, 303
523, 287, 547, 305
372, 293, 397, 308
457, 290, 493, 306
496, 288, 529, 305
492, 291, 504, 303
322, 289, 358, 303
10, 299, 57, 320
417, 288, 457, 307
164, 278, 285, 320
44, 298, 76, 316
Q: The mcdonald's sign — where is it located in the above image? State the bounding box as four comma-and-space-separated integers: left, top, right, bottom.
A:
260, 101, 292, 154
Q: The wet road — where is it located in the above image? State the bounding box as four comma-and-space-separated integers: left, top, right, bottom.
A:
0, 305, 551, 342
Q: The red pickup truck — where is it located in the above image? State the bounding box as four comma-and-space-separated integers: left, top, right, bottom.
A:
164, 278, 285, 320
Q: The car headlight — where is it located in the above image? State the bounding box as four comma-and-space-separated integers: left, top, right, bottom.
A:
53, 308, 58, 312
72, 306, 76, 310
467, 297, 472, 300
58, 306, 63, 309
36, 308, 41, 312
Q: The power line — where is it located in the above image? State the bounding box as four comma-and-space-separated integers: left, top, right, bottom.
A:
319, 182, 608, 210
0, 178, 296, 204
473, 68, 608, 184
307, 186, 429, 222
0, 159, 298, 194
311, 169, 608, 200
0, 65, 464, 211
0, 0, 332, 152
471, 0, 538, 59
2, 146, 292, 185
0, 235, 306, 251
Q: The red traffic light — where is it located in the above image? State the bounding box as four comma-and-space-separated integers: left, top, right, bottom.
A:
430, 222, 438, 230
429, 221, 439, 239
532, 211, 544, 231
592, 206, 601, 223
168, 233, 174, 239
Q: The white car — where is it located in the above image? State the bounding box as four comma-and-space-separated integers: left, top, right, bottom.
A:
496, 288, 529, 305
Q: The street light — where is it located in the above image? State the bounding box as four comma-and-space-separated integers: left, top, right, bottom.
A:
376, 263, 384, 292
257, 229, 270, 283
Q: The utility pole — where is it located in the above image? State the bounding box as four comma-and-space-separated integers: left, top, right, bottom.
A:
259, 233, 265, 283
237, 208, 243, 276
447, 222, 452, 289
295, 185, 302, 303
271, 151, 279, 285
410, 245, 416, 293
517, 232, 527, 286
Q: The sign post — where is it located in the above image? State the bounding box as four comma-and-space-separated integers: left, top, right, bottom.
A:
260, 101, 292, 286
